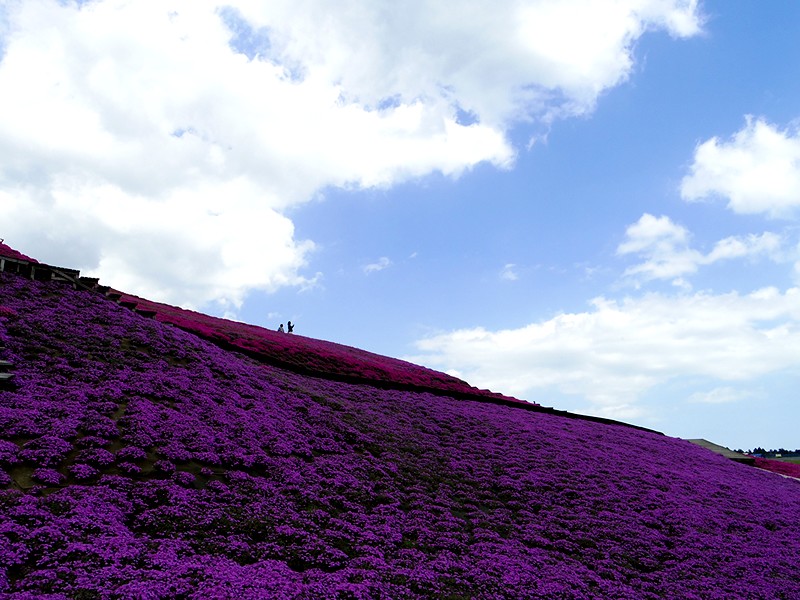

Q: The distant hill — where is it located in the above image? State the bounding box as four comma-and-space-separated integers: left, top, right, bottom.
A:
1, 243, 799, 598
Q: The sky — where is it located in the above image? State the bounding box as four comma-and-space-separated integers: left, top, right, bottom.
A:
1, 0, 799, 451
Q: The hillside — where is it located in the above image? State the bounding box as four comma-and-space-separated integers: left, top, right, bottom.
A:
110, 291, 526, 406
1, 245, 799, 598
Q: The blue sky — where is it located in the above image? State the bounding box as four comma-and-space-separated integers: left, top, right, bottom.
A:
2, 1, 799, 450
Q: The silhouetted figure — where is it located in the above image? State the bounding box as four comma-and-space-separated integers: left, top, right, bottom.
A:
277, 324, 284, 333
287, 321, 294, 333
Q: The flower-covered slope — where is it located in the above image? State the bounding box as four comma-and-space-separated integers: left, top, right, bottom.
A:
0, 241, 524, 404
1, 270, 800, 598
0, 242, 38, 264
114, 292, 525, 406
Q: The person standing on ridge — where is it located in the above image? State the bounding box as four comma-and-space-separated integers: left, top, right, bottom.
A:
277, 324, 284, 333
287, 321, 294, 333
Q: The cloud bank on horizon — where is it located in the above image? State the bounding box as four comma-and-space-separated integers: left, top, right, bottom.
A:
2, 0, 800, 446
413, 287, 800, 419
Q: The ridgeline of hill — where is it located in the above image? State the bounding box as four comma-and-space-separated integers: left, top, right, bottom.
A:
1, 244, 799, 599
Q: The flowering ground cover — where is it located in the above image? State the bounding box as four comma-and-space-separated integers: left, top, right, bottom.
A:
753, 457, 800, 479
114, 292, 527, 407
0, 242, 38, 263
1, 265, 800, 598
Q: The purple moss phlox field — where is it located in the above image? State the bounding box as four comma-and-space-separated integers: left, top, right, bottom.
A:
1, 269, 800, 598
115, 292, 524, 405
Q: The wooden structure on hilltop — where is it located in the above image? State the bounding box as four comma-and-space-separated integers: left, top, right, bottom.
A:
0, 255, 103, 292
1, 253, 161, 323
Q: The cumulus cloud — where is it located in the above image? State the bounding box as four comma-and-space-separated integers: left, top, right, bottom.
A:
681, 117, 800, 218
618, 213, 784, 285
617, 214, 701, 282
0, 0, 702, 308
238, 0, 702, 125
411, 287, 800, 418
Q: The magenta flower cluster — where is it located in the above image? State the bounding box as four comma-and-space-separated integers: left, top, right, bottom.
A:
0, 242, 38, 264
753, 457, 800, 480
1, 268, 800, 598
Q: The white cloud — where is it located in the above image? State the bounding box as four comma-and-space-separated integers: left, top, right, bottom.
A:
687, 386, 751, 404
0, 0, 702, 308
500, 263, 519, 281
618, 213, 785, 284
411, 287, 800, 418
0, 180, 316, 309
617, 214, 701, 282
236, 0, 701, 125
681, 117, 800, 218
363, 256, 392, 274
706, 231, 783, 262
